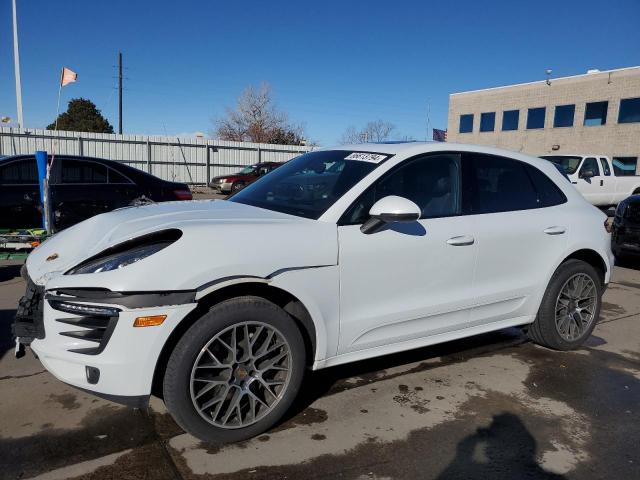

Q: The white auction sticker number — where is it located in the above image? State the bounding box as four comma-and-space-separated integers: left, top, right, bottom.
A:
344, 152, 388, 163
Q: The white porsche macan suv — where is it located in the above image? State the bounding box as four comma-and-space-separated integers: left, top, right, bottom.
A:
14, 142, 613, 443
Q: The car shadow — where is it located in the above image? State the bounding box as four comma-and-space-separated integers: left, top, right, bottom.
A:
283, 328, 526, 425
0, 309, 17, 358
0, 263, 23, 283
435, 413, 566, 479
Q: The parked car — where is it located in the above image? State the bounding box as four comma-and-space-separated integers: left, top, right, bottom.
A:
611, 194, 640, 260
540, 154, 640, 208
209, 162, 283, 194
15, 143, 612, 444
0, 154, 192, 231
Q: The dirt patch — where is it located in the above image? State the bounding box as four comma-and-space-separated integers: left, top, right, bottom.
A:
48, 393, 82, 410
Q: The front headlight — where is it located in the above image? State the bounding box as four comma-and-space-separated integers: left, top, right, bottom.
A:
67, 229, 182, 275
69, 243, 170, 274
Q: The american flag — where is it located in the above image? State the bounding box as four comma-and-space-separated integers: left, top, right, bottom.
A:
432, 128, 447, 142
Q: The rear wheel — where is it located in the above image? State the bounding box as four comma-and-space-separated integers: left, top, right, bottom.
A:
528, 259, 602, 350
163, 296, 306, 443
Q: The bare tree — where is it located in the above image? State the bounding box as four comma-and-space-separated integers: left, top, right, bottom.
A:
339, 120, 396, 144
214, 83, 306, 145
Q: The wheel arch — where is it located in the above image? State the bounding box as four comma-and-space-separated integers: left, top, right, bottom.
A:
151, 281, 317, 397
561, 248, 607, 286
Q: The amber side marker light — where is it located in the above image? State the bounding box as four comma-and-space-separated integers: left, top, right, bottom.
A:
133, 315, 167, 327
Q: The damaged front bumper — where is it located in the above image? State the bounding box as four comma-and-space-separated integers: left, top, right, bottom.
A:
13, 269, 198, 407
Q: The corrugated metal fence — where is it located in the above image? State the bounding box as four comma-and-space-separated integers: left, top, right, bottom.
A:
0, 127, 313, 185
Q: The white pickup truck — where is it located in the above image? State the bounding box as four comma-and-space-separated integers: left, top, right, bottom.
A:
540, 154, 640, 207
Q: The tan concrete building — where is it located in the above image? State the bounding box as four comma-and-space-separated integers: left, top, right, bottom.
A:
447, 66, 640, 173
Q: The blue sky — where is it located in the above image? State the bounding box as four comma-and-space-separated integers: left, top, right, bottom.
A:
0, 0, 638, 145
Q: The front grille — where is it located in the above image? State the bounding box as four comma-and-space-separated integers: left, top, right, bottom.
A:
48, 296, 120, 355
13, 277, 46, 343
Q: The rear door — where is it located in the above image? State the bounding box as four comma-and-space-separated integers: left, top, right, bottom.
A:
0, 157, 42, 229
463, 153, 569, 327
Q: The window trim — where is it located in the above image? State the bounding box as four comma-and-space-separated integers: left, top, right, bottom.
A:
337, 151, 464, 226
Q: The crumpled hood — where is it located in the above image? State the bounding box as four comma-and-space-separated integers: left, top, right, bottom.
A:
27, 200, 338, 291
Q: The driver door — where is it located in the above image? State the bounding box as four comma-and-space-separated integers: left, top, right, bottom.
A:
574, 157, 603, 204
337, 153, 478, 355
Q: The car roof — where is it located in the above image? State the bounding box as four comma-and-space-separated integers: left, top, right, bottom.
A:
318, 142, 556, 170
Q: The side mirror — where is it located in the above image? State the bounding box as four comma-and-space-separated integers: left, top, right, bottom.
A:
360, 195, 421, 234
580, 169, 595, 179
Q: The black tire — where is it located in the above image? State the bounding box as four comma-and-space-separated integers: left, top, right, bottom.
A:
528, 259, 602, 350
163, 296, 306, 444
231, 182, 245, 192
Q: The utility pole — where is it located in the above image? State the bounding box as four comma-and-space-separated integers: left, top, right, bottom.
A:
12, 0, 24, 128
118, 52, 123, 134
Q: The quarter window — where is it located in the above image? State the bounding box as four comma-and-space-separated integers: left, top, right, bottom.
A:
502, 110, 519, 131
340, 154, 461, 225
61, 159, 108, 184
618, 97, 640, 124
526, 108, 546, 129
553, 104, 575, 128
108, 168, 132, 184
480, 112, 496, 132
0, 159, 38, 185
524, 165, 567, 207
579, 157, 600, 177
465, 154, 539, 213
584, 101, 608, 126
599, 158, 611, 176
459, 114, 474, 133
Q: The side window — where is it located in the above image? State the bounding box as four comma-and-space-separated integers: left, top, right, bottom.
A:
465, 154, 539, 214
108, 168, 132, 184
61, 159, 108, 184
599, 158, 611, 176
579, 157, 600, 177
340, 154, 462, 225
525, 165, 567, 207
0, 159, 38, 185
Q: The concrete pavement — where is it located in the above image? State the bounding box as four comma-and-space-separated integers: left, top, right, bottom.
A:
1, 260, 638, 479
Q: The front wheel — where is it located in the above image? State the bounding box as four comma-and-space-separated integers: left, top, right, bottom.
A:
528, 259, 602, 350
163, 296, 306, 443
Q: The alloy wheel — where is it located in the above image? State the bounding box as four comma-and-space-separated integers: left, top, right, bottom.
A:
554, 273, 597, 342
189, 322, 292, 429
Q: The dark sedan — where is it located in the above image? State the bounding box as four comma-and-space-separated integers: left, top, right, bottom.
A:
209, 162, 283, 194
0, 154, 192, 231
612, 194, 640, 260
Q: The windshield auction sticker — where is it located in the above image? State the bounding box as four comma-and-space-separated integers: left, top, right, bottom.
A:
344, 152, 388, 163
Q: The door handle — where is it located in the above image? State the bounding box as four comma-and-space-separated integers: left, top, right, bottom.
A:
544, 226, 566, 235
446, 235, 475, 246
600, 179, 604, 187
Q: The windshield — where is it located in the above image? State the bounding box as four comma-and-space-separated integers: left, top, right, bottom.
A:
229, 150, 387, 219
540, 155, 583, 175
238, 165, 257, 175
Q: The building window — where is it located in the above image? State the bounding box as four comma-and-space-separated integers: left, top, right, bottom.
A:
502, 110, 519, 131
618, 97, 640, 124
480, 112, 495, 132
553, 104, 575, 128
612, 157, 638, 176
584, 101, 608, 126
527, 107, 545, 129
459, 114, 474, 133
